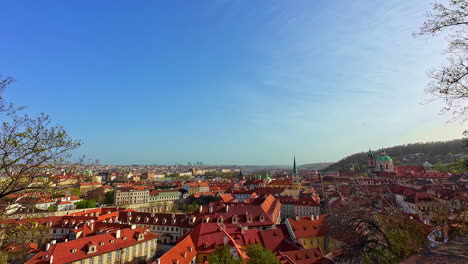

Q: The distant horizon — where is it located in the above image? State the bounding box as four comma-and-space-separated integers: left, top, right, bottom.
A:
83, 137, 463, 166
1, 0, 464, 165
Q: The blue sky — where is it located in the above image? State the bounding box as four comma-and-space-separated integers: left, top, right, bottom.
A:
1, 0, 464, 165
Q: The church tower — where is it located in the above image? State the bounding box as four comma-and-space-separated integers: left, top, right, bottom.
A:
292, 155, 300, 185
367, 149, 376, 173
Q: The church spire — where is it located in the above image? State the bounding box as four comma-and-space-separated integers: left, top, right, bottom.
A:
292, 155, 298, 175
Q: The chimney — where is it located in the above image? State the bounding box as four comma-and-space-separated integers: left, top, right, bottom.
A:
226, 205, 229, 213
223, 235, 228, 246
116, 229, 121, 239
199, 205, 203, 213
46, 243, 50, 251
131, 224, 136, 230
209, 204, 213, 213
295, 216, 299, 221
49, 255, 54, 264
51, 240, 57, 245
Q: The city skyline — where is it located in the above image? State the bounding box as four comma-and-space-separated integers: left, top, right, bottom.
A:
1, 0, 464, 165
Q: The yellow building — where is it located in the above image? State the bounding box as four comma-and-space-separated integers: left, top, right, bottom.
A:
285, 215, 329, 252
25, 226, 158, 264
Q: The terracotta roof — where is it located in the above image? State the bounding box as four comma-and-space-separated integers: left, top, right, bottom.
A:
279, 248, 332, 264
287, 215, 326, 239
158, 235, 197, 264
25, 227, 157, 264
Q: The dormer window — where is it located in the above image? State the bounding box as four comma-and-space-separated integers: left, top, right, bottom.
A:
172, 219, 176, 224
136, 216, 141, 222
232, 215, 238, 224
190, 217, 196, 224
136, 233, 144, 241
162, 218, 167, 224
204, 217, 210, 223
144, 217, 149, 223
217, 217, 223, 223
247, 216, 252, 223
87, 245, 97, 254
154, 218, 158, 223
260, 215, 265, 222
71, 249, 77, 253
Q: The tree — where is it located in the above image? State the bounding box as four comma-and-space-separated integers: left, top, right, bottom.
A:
0, 74, 81, 201
245, 244, 280, 264
326, 188, 427, 264
416, 0, 468, 122
47, 205, 57, 212
75, 199, 96, 209
70, 188, 81, 196
103, 190, 114, 204
209, 246, 241, 264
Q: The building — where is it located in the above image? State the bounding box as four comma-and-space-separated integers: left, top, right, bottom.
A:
149, 189, 181, 202
79, 182, 102, 194
293, 198, 321, 217
279, 195, 296, 220
368, 149, 395, 173
285, 215, 328, 251
114, 188, 149, 206
25, 225, 158, 264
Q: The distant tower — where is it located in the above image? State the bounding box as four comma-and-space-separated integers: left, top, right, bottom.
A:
238, 169, 245, 181
368, 149, 376, 173
292, 155, 300, 185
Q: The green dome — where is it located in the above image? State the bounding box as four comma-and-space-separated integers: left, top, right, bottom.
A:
264, 176, 272, 180
376, 156, 392, 161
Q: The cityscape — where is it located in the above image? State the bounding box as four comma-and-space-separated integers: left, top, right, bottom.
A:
1, 1, 468, 264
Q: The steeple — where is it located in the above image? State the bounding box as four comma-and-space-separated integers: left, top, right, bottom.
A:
292, 155, 298, 175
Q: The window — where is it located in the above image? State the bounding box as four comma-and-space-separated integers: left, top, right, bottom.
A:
99, 255, 103, 264
107, 253, 111, 261
90, 258, 94, 264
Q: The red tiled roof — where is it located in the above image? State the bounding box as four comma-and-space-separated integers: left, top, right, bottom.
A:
158, 235, 197, 264
25, 227, 157, 264
279, 248, 332, 264
287, 215, 326, 239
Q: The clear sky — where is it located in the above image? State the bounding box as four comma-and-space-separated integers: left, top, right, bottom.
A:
1, 0, 464, 165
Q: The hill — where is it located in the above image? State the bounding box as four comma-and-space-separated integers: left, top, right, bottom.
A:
323, 139, 467, 172
298, 162, 334, 170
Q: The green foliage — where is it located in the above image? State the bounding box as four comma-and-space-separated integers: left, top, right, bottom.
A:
75, 199, 96, 209
51, 191, 64, 198
245, 244, 280, 264
431, 159, 468, 173
104, 190, 114, 204
325, 139, 466, 171
180, 203, 199, 213
0, 251, 7, 264
209, 246, 241, 264
71, 188, 81, 196
47, 205, 57, 212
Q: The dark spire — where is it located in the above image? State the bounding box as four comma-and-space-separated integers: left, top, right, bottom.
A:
292, 155, 298, 175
